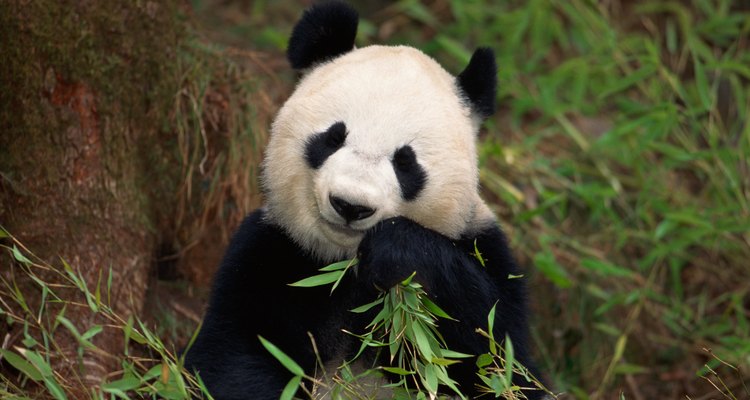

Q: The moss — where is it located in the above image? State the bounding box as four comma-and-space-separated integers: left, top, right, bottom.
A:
0, 0, 185, 227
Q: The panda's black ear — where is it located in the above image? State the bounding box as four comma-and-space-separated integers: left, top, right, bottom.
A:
287, 1, 359, 70
457, 47, 498, 119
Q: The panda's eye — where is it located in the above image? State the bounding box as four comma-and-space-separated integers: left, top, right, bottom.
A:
393, 145, 417, 171
325, 122, 347, 147
392, 145, 427, 201
305, 121, 348, 169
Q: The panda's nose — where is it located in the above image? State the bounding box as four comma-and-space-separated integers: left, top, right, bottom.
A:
329, 195, 375, 223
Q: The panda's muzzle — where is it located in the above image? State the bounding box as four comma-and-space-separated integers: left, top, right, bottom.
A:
329, 194, 376, 223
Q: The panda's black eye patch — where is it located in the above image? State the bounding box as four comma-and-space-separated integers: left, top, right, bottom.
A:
392, 145, 427, 201
305, 122, 348, 169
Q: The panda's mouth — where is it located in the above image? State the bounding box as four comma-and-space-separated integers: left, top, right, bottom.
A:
323, 220, 363, 236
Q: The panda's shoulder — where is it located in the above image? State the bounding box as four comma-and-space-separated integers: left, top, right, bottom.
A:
223, 209, 289, 257
216, 209, 312, 281
459, 222, 521, 272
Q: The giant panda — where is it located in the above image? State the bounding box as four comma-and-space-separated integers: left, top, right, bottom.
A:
184, 2, 546, 399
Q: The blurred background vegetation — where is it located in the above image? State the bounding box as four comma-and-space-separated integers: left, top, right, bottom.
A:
1, 0, 748, 399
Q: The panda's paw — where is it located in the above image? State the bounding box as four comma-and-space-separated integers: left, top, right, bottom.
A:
356, 216, 435, 291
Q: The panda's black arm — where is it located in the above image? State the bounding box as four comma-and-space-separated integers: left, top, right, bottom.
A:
357, 216, 544, 398
183, 209, 332, 399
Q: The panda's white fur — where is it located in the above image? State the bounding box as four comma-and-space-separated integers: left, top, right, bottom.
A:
261, 45, 495, 262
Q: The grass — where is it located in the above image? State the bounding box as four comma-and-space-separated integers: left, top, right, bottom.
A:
2, 0, 749, 399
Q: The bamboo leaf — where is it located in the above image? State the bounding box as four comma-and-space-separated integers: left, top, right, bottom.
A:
421, 297, 454, 320
318, 259, 357, 271
487, 303, 497, 355
693, 54, 712, 110
504, 335, 514, 388
430, 357, 461, 366
381, 366, 415, 375
350, 297, 384, 313
423, 363, 438, 395
476, 353, 494, 368
280, 375, 302, 400
0, 349, 42, 381
11, 245, 31, 264
288, 271, 342, 288
43, 377, 68, 400
102, 375, 141, 393
411, 322, 434, 360
81, 325, 103, 341
258, 336, 304, 376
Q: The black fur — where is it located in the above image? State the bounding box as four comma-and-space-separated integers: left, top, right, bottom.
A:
287, 1, 359, 70
457, 47, 498, 119
184, 210, 545, 399
305, 121, 348, 169
392, 145, 427, 201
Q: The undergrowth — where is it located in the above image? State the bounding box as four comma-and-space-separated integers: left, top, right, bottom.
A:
0, 228, 211, 399
283, 260, 553, 399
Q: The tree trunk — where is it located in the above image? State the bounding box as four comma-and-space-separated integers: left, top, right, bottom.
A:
0, 0, 285, 393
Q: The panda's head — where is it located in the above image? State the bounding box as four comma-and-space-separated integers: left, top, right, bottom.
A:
261, 1, 498, 262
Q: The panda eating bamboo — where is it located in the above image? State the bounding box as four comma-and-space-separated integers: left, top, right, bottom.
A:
184, 2, 547, 399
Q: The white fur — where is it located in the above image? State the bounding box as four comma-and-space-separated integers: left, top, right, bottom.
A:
261, 45, 495, 262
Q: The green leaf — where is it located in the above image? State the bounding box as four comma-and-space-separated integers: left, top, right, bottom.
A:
11, 245, 31, 264
473, 239, 486, 267
430, 357, 461, 366
55, 316, 94, 349
411, 322, 434, 360
381, 366, 415, 375
279, 375, 302, 400
613, 362, 648, 375
288, 271, 342, 288
43, 376, 68, 400
613, 335, 628, 362
350, 297, 384, 313
258, 336, 304, 376
693, 54, 712, 110
476, 353, 494, 368
400, 271, 417, 286
580, 258, 634, 279
434, 34, 472, 64
101, 375, 141, 393
0, 349, 42, 381
533, 252, 572, 288
440, 349, 472, 359
487, 303, 497, 355
22, 335, 38, 349
81, 325, 103, 341
504, 335, 514, 388
318, 259, 357, 271
421, 297, 454, 320
143, 364, 163, 381
423, 363, 439, 395
21, 349, 53, 377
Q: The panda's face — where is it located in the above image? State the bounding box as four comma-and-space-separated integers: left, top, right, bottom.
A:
262, 45, 493, 262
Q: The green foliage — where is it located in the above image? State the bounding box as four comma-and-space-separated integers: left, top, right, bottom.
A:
0, 231, 213, 399
285, 261, 551, 399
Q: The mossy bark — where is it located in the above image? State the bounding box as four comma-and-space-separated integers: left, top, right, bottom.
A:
0, 0, 186, 387
0, 0, 281, 391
